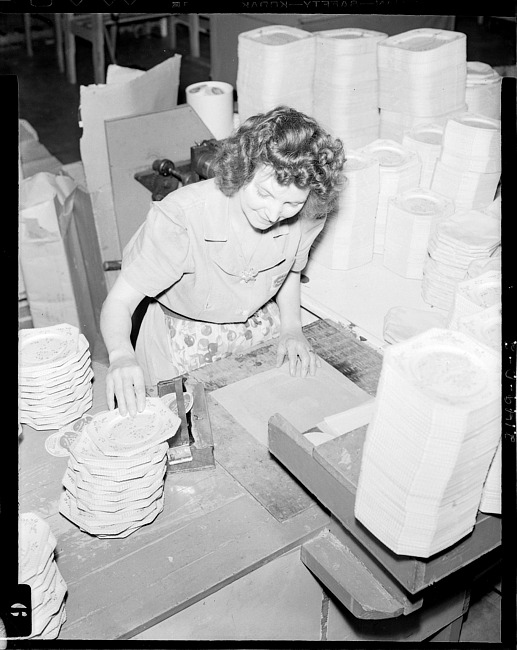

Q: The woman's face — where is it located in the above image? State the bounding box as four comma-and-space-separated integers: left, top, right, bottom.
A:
238, 166, 309, 230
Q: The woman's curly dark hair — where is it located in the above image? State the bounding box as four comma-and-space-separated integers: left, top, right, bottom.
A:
213, 106, 346, 219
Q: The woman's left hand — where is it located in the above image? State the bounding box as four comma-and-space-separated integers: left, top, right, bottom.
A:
276, 327, 319, 377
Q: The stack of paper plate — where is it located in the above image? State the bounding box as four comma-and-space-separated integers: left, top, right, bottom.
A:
383, 306, 447, 345
455, 303, 502, 352
312, 28, 387, 148
236, 25, 315, 123
59, 398, 180, 538
355, 328, 501, 558
431, 113, 501, 210
447, 270, 501, 329
378, 29, 467, 115
380, 105, 467, 143
466, 61, 502, 120
402, 123, 444, 189
310, 150, 379, 269
484, 194, 501, 220
479, 439, 501, 515
467, 248, 501, 279
18, 512, 67, 639
358, 139, 421, 254
19, 324, 93, 430
383, 188, 454, 279
422, 211, 501, 310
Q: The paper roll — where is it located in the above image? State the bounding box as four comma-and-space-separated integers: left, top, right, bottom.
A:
186, 81, 234, 140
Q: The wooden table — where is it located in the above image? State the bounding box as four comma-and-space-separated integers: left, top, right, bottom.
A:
18, 319, 501, 640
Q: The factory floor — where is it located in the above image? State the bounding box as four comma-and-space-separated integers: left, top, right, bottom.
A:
7, 13, 512, 643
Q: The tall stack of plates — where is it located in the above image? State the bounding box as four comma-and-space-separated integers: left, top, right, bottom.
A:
383, 306, 447, 345
19, 512, 67, 639
312, 28, 387, 149
19, 324, 93, 430
447, 270, 501, 329
59, 398, 180, 538
422, 211, 501, 311
383, 188, 454, 279
377, 29, 467, 142
466, 61, 502, 120
479, 439, 501, 515
354, 328, 501, 558
236, 25, 315, 123
467, 248, 501, 279
380, 106, 466, 143
310, 150, 379, 270
402, 123, 444, 189
358, 139, 421, 254
431, 113, 501, 210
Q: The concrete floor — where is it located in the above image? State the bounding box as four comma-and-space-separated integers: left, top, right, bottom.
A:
8, 12, 512, 643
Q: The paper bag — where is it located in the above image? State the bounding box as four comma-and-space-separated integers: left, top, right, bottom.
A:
19, 172, 107, 349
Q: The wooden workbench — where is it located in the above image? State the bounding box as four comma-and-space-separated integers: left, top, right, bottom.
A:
18, 319, 501, 640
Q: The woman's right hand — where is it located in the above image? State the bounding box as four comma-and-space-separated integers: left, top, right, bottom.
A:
106, 352, 146, 418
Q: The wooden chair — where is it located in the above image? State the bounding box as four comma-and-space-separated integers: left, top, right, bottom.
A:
61, 13, 209, 85
23, 13, 64, 73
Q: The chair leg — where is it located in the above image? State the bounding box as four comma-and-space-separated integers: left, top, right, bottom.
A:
54, 13, 64, 73
63, 13, 77, 84
92, 13, 106, 84
167, 15, 177, 50
188, 13, 200, 58
104, 24, 117, 64
23, 13, 33, 57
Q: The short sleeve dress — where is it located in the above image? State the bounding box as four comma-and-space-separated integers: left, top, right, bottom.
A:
120, 178, 325, 387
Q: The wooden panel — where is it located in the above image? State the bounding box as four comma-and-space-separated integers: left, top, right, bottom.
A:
302, 530, 408, 619
105, 104, 214, 250
59, 493, 328, 639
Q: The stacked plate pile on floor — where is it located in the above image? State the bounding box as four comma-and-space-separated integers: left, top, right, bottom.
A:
447, 269, 501, 329
383, 188, 454, 279
19, 512, 67, 639
59, 398, 180, 538
479, 439, 501, 515
310, 150, 380, 270
19, 324, 93, 431
236, 25, 315, 123
354, 328, 501, 557
358, 139, 421, 255
465, 61, 502, 120
377, 29, 467, 142
402, 123, 444, 189
421, 211, 501, 311
312, 28, 387, 149
431, 112, 501, 211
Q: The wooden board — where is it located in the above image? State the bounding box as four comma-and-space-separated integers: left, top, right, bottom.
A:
190, 320, 380, 524
105, 104, 214, 250
268, 412, 502, 595
211, 359, 371, 448
18, 358, 329, 640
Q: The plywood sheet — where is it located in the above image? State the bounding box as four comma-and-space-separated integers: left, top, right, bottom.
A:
211, 359, 371, 447
105, 104, 214, 249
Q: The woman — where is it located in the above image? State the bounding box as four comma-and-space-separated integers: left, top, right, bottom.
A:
101, 106, 345, 417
